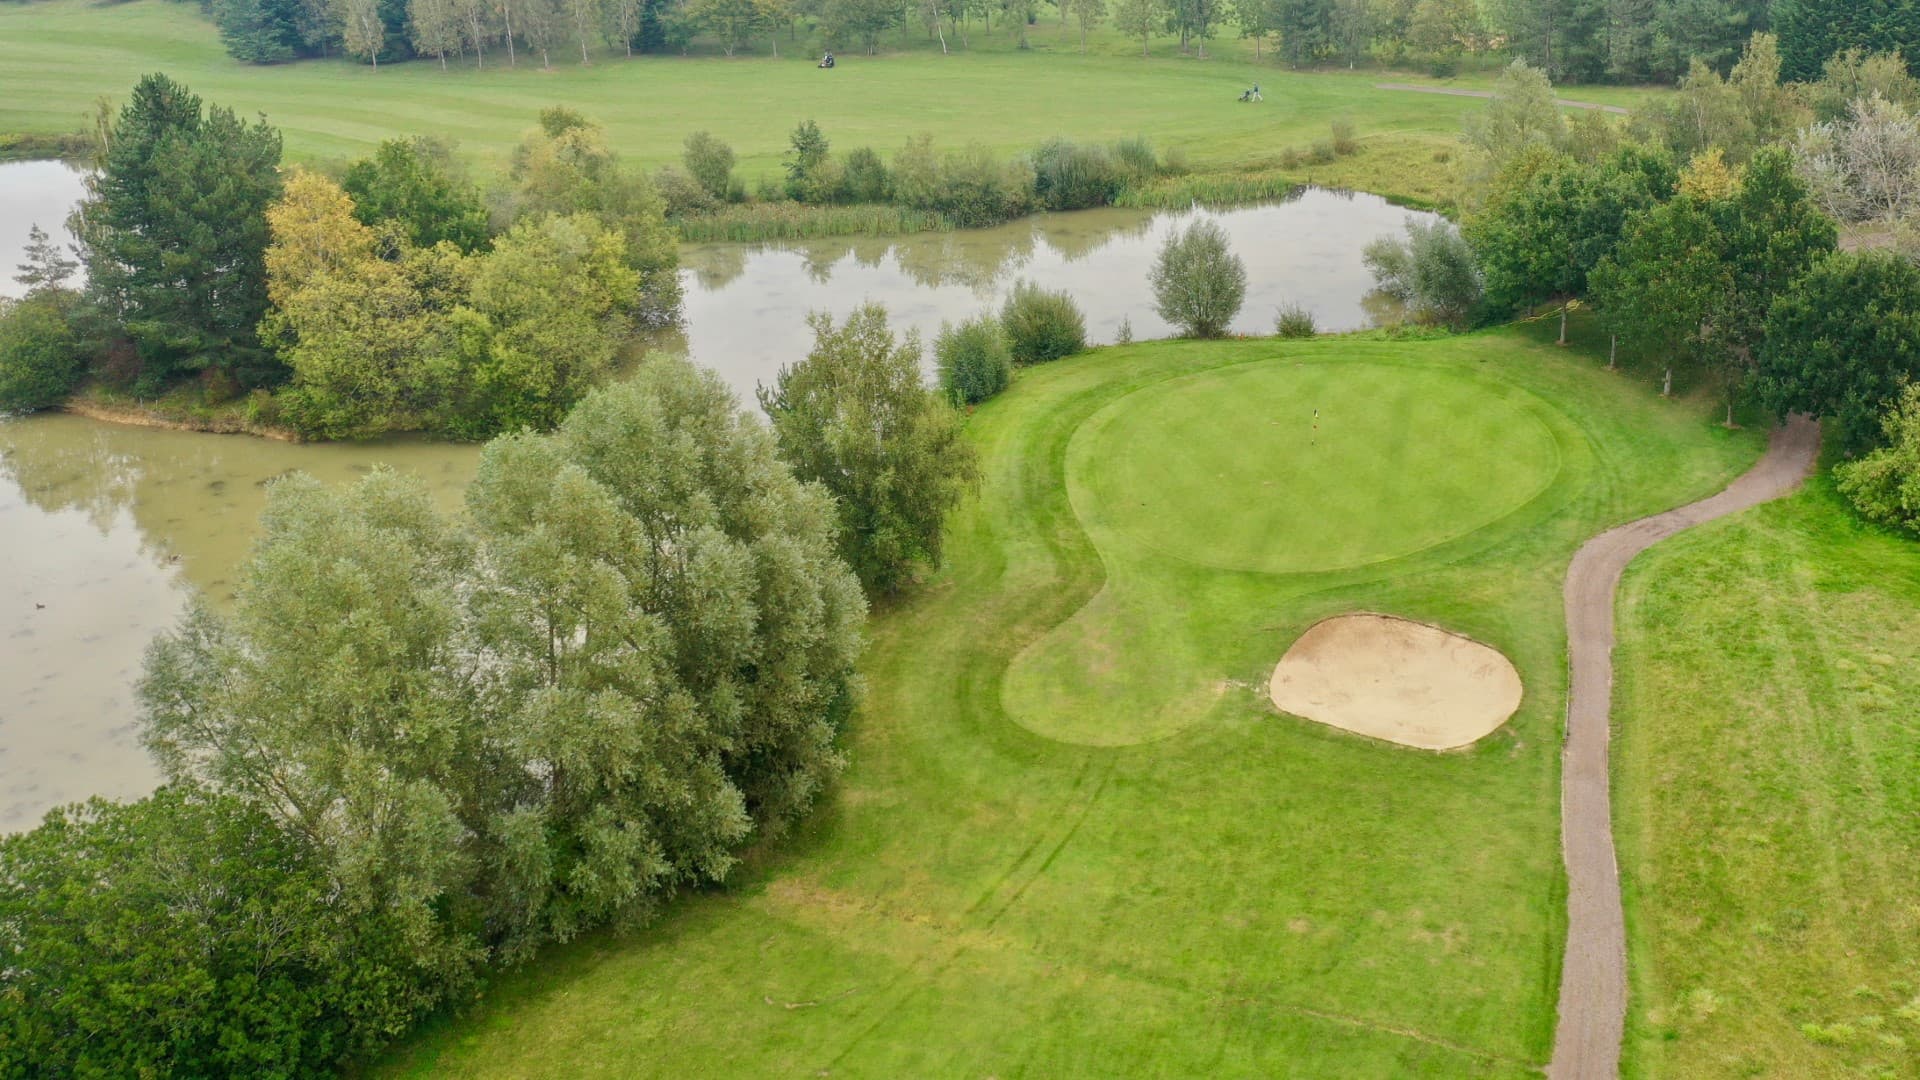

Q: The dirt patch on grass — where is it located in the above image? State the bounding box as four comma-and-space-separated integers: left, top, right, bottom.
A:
1268, 613, 1522, 751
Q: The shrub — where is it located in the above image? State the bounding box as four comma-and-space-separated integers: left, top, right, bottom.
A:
892, 135, 1035, 228
1330, 119, 1359, 156
1835, 384, 1920, 533
1279, 145, 1305, 169
1110, 135, 1161, 181
1274, 303, 1317, 338
0, 294, 84, 413
842, 146, 890, 203
936, 316, 1013, 405
1150, 219, 1247, 338
682, 130, 736, 201
1161, 146, 1191, 176
654, 165, 718, 218
1033, 138, 1122, 210
1116, 315, 1134, 344
783, 119, 831, 202
1000, 280, 1086, 364
1307, 140, 1338, 165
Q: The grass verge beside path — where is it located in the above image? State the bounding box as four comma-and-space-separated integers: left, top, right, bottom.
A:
0, 0, 1660, 210
380, 322, 1753, 1078
1616, 474, 1920, 1080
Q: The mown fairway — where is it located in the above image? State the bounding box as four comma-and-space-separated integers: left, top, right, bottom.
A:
1615, 477, 1920, 1079
0, 0, 1658, 203
382, 324, 1756, 1077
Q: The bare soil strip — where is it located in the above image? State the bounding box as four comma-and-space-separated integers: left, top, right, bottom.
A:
1548, 415, 1819, 1079
1373, 83, 1632, 115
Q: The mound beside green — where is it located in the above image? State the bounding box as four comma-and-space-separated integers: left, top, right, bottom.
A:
1616, 477, 1920, 1080
382, 325, 1756, 1078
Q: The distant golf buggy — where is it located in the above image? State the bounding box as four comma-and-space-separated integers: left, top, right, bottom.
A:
819, 51, 835, 68
1239, 83, 1263, 102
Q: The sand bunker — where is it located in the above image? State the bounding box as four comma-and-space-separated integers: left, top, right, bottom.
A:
1268, 613, 1523, 750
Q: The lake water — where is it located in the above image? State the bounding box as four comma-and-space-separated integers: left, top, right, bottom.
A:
0, 160, 1437, 830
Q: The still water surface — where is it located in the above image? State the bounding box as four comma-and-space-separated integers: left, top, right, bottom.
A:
0, 163, 1436, 829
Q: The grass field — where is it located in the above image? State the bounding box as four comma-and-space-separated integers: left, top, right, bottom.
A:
0, 0, 1660, 205
377, 322, 1756, 1077
1615, 474, 1920, 1080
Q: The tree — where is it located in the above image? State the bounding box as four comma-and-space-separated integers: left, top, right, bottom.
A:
823, 0, 904, 52
409, 0, 468, 64
78, 74, 284, 390
565, 0, 601, 59
215, 0, 316, 62
0, 295, 84, 413
936, 315, 1013, 404
683, 131, 736, 200
457, 0, 494, 63
1466, 146, 1676, 338
343, 0, 388, 65
508, 112, 680, 327
517, 0, 563, 65
759, 303, 979, 594
1406, 0, 1481, 70
1792, 93, 1920, 226
1113, 0, 1160, 54
1150, 218, 1247, 337
1757, 251, 1920, 450
263, 168, 454, 439
1590, 194, 1727, 397
1329, 0, 1371, 67
1000, 279, 1086, 362
342, 136, 491, 251
692, 0, 762, 52
0, 786, 443, 1078
1491, 0, 1606, 82
1775, 0, 1920, 83
1806, 47, 1920, 122
1835, 384, 1920, 533
1069, 0, 1104, 49
784, 118, 833, 200
450, 211, 638, 436
1274, 0, 1334, 67
1464, 60, 1566, 179
606, 0, 642, 54
1165, 0, 1223, 55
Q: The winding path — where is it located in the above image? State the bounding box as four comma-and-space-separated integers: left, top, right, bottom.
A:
1373, 83, 1632, 115
1548, 414, 1820, 1079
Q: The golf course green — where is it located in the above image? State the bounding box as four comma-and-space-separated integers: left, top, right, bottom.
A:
381, 323, 1759, 1077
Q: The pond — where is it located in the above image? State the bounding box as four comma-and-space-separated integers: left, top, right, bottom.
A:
0, 160, 87, 300
0, 159, 1439, 830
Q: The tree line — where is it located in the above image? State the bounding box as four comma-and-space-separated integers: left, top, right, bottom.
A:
118, 0, 1920, 79
0, 75, 680, 439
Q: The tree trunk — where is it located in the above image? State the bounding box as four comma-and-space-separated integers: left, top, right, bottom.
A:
1608, 334, 1617, 370
503, 4, 516, 65
1662, 366, 1671, 397
1558, 304, 1568, 345
937, 19, 947, 52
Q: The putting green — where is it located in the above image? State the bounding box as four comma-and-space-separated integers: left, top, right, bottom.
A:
1072, 360, 1562, 574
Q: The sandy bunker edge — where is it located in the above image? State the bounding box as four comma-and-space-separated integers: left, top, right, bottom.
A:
1268, 612, 1523, 751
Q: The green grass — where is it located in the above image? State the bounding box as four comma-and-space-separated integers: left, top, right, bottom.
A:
1615, 471, 1920, 1080
0, 0, 1661, 205
379, 322, 1756, 1077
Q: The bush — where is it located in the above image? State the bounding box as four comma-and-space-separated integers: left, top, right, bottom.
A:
1279, 145, 1305, 170
1330, 119, 1359, 156
0, 295, 83, 413
1033, 138, 1122, 210
1150, 219, 1247, 338
1000, 280, 1086, 364
1307, 140, 1338, 165
936, 316, 1014, 405
1835, 384, 1920, 533
682, 130, 735, 201
1116, 315, 1134, 344
1110, 135, 1161, 181
1274, 303, 1317, 338
842, 146, 890, 203
892, 135, 1035, 228
654, 165, 718, 218
0, 786, 447, 1078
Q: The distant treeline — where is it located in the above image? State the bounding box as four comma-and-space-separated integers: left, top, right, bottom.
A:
50, 0, 1919, 84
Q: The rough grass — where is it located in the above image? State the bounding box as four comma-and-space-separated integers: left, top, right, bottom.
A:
1615, 471, 1920, 1080
0, 0, 1662, 206
379, 322, 1756, 1078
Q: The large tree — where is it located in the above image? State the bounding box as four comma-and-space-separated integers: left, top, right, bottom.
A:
78, 74, 284, 390
342, 136, 491, 251
759, 303, 978, 594
1757, 250, 1920, 450
1150, 218, 1247, 337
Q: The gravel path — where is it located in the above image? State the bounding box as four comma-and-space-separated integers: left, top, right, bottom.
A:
1373, 83, 1632, 115
1548, 414, 1821, 1079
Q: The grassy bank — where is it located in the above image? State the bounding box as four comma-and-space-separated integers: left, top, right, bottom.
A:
0, 0, 1661, 210
1615, 474, 1920, 1079
379, 324, 1753, 1077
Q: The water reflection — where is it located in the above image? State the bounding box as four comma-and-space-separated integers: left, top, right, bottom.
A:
0, 415, 477, 830
676, 188, 1430, 397
0, 160, 88, 299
